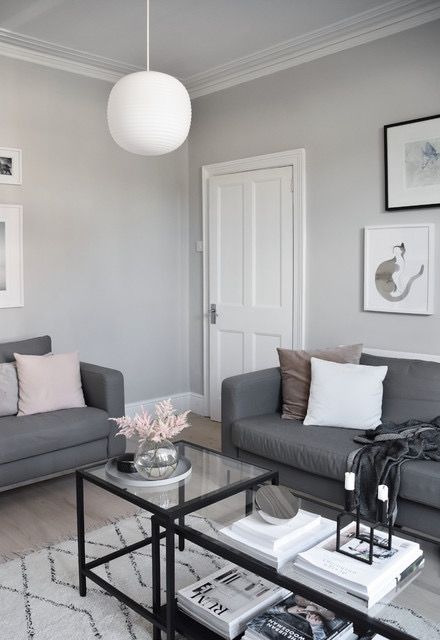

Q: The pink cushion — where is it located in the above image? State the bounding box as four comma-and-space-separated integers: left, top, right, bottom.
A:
14, 352, 85, 416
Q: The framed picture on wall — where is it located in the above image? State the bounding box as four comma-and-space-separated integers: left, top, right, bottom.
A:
385, 114, 440, 210
364, 224, 434, 315
0, 204, 23, 308
0, 148, 22, 185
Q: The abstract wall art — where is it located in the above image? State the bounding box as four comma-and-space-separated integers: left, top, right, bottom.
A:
0, 204, 23, 308
364, 224, 434, 315
0, 148, 22, 185
385, 114, 440, 210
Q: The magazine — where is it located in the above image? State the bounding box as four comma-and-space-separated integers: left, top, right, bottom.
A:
177, 564, 289, 639
220, 514, 335, 569
294, 522, 422, 600
244, 593, 353, 640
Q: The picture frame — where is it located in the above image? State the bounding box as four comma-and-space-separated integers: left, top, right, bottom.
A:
0, 204, 23, 308
0, 147, 22, 185
385, 114, 440, 210
364, 224, 434, 315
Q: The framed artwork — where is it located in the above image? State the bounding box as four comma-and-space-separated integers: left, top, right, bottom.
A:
364, 224, 434, 315
0, 147, 22, 185
0, 204, 23, 308
385, 114, 440, 210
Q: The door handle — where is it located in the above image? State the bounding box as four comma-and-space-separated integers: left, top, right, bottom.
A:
210, 303, 218, 325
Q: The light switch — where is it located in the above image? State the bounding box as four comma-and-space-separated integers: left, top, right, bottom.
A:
196, 240, 204, 253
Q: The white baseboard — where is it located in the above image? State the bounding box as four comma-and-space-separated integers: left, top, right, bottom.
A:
125, 392, 208, 417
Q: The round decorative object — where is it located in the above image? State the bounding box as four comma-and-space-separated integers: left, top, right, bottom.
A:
134, 438, 178, 480
105, 455, 192, 487
107, 71, 192, 156
255, 485, 301, 525
116, 453, 137, 474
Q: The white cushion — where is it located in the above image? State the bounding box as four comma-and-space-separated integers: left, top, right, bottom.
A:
0, 362, 19, 417
14, 352, 85, 416
303, 357, 388, 429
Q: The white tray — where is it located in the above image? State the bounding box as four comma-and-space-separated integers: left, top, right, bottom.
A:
105, 456, 192, 487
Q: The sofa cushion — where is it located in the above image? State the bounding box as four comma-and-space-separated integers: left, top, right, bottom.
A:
231, 413, 440, 511
0, 407, 110, 464
360, 353, 440, 423
0, 335, 51, 363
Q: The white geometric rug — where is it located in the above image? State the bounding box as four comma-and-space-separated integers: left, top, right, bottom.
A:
0, 512, 226, 640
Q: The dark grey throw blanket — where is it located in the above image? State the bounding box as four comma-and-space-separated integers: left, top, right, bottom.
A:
347, 417, 440, 522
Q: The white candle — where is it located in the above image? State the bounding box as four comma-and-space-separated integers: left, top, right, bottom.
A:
345, 472, 355, 491
378, 484, 389, 502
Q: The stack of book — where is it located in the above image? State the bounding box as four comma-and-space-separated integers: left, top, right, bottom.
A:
243, 592, 356, 640
293, 522, 424, 608
219, 509, 335, 569
177, 564, 289, 639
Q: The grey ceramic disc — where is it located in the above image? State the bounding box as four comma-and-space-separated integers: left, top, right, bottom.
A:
105, 456, 192, 487
255, 485, 301, 520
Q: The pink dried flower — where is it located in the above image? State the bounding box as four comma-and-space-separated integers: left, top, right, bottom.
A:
110, 400, 190, 443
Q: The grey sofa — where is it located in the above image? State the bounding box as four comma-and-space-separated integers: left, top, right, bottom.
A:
0, 335, 125, 489
222, 352, 440, 539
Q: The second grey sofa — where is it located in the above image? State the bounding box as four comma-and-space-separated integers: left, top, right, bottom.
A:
222, 352, 440, 539
0, 335, 125, 489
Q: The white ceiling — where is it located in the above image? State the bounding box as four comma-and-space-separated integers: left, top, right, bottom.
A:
0, 0, 417, 76
0, 1, 439, 95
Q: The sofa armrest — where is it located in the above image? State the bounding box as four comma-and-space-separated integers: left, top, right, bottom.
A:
80, 362, 125, 457
221, 367, 281, 457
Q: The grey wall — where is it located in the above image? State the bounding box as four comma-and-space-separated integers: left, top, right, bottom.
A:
0, 56, 189, 403
188, 20, 440, 395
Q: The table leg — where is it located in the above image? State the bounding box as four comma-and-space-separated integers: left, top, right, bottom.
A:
76, 472, 86, 597
165, 522, 176, 640
178, 482, 185, 552
245, 487, 254, 516
272, 473, 279, 486
151, 516, 162, 640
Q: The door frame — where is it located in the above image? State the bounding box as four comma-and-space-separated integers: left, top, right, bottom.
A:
201, 148, 306, 416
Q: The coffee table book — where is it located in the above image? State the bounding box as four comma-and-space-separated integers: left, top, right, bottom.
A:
219, 511, 335, 570
294, 522, 423, 607
177, 564, 289, 639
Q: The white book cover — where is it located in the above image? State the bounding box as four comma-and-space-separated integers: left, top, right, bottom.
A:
220, 517, 335, 568
178, 564, 288, 632
295, 523, 422, 597
230, 510, 322, 550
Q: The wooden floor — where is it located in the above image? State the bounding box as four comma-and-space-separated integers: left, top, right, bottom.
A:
0, 413, 220, 559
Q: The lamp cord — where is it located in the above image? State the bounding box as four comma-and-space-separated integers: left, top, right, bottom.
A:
146, 0, 150, 71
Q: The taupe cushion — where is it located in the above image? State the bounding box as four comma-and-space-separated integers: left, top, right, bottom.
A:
0, 362, 18, 417
15, 352, 85, 416
0, 407, 110, 464
277, 344, 363, 420
231, 413, 440, 510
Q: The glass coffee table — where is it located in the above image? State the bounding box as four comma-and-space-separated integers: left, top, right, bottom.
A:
77, 441, 440, 640
76, 441, 277, 640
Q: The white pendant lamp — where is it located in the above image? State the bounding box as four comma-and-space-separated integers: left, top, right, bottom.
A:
107, 0, 191, 156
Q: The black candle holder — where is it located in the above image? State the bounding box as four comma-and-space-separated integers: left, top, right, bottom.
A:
336, 492, 393, 565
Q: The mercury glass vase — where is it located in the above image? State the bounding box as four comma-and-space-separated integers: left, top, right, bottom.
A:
134, 438, 178, 480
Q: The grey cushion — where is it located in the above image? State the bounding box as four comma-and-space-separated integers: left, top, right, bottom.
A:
0, 407, 110, 464
231, 413, 440, 510
0, 363, 18, 416
360, 353, 440, 423
0, 335, 51, 363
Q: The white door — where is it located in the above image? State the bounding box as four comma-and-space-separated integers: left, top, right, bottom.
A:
208, 166, 294, 421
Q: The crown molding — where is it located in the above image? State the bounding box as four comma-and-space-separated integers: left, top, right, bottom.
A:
185, 0, 440, 97
0, 0, 438, 96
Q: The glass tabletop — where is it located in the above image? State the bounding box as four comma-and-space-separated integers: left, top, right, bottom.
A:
179, 489, 440, 640
82, 441, 275, 515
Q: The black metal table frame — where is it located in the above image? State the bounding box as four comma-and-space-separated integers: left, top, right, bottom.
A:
76, 440, 423, 640
76, 440, 277, 640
